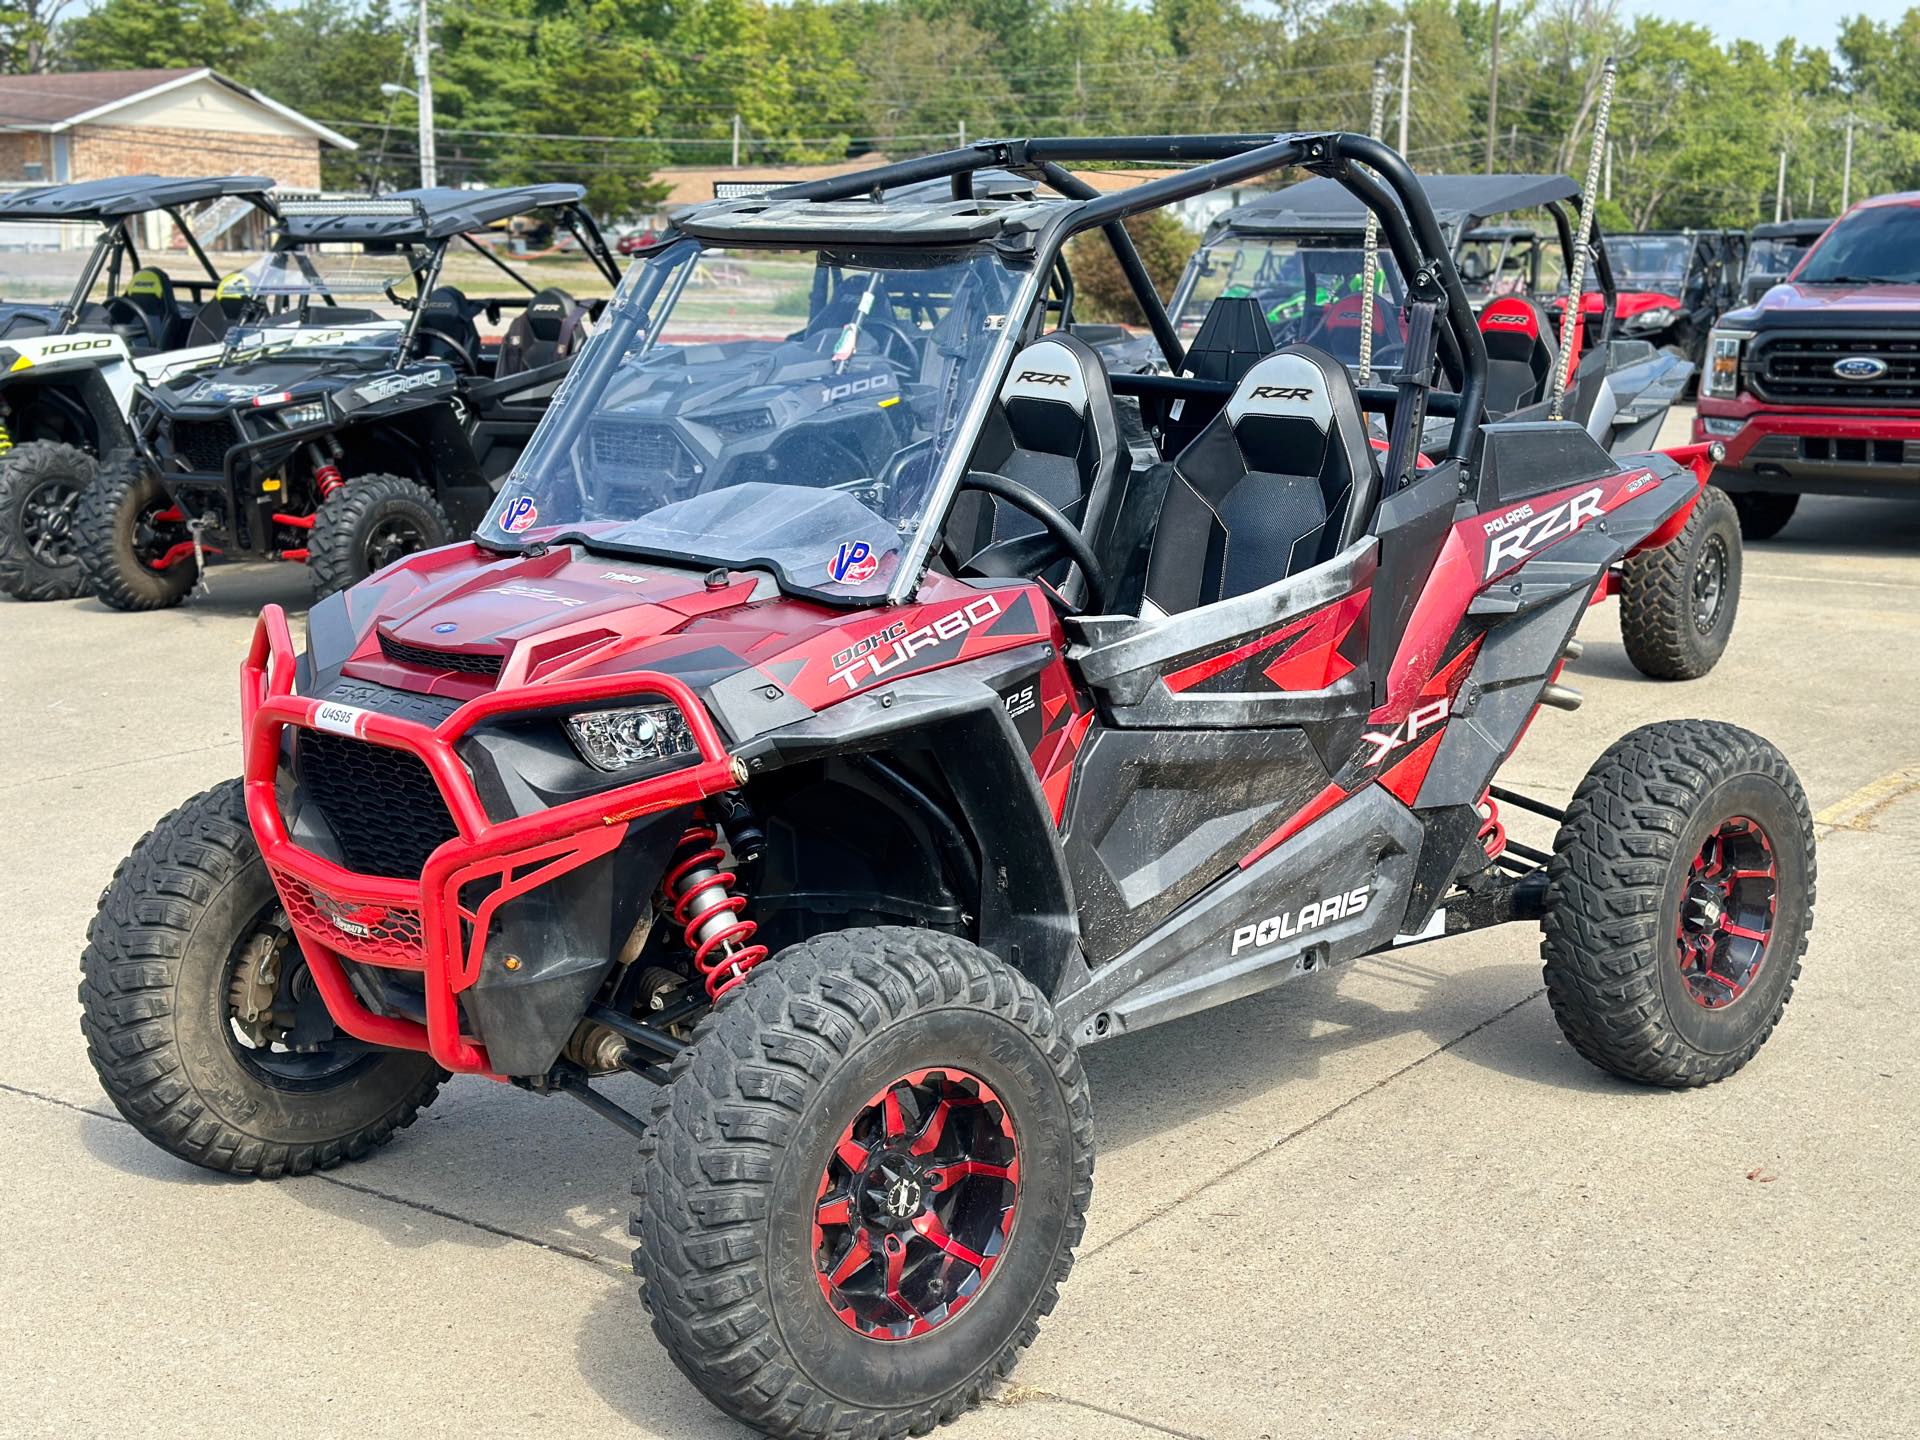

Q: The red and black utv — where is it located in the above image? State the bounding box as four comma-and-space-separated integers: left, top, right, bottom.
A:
83, 134, 1815, 1440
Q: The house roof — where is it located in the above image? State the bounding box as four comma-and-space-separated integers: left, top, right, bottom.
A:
0, 68, 354, 150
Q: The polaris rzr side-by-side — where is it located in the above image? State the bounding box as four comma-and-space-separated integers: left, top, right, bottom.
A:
0, 173, 278, 601
1101, 171, 1727, 679
76, 185, 621, 609
1590, 228, 1748, 375
83, 134, 1815, 1440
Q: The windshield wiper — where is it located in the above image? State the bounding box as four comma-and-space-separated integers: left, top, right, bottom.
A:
1801, 274, 1907, 285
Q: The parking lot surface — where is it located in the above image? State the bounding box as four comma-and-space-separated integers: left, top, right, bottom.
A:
4, 437, 1917, 1438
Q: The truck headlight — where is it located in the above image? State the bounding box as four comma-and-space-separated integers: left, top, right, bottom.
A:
1627, 306, 1675, 330
564, 702, 697, 772
1705, 328, 1752, 399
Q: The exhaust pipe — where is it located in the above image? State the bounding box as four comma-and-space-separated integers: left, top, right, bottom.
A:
1541, 682, 1582, 712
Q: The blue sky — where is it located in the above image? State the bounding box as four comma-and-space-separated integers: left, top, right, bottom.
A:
1620, 0, 1911, 50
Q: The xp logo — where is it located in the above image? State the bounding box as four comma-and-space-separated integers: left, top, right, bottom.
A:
827, 540, 880, 584
1832, 355, 1889, 381
1015, 370, 1070, 387
500, 494, 539, 533
1250, 385, 1315, 401
1358, 698, 1450, 767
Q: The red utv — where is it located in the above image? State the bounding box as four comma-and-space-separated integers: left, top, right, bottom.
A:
83, 134, 1814, 1440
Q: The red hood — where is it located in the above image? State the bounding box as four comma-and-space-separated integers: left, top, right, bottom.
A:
324, 542, 1056, 715
1548, 290, 1678, 317
1747, 280, 1920, 314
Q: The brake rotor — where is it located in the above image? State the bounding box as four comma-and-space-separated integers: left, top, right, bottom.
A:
227, 930, 289, 1048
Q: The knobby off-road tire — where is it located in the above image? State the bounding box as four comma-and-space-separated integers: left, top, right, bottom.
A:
632, 928, 1094, 1440
1619, 483, 1742, 680
1730, 491, 1798, 541
80, 779, 443, 1176
1542, 720, 1815, 1088
0, 440, 94, 600
308, 473, 452, 599
74, 451, 195, 611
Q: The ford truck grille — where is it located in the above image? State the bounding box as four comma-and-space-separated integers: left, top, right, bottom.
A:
1748, 333, 1920, 405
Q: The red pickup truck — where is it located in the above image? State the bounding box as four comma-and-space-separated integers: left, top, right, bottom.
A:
1694, 191, 1920, 537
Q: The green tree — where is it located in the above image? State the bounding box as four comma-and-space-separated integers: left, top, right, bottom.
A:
59, 0, 266, 72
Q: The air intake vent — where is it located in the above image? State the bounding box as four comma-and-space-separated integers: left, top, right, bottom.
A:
378, 633, 504, 676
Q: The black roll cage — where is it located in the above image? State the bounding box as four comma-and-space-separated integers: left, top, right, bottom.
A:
775, 132, 1492, 471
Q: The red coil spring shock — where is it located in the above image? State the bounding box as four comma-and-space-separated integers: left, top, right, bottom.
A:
1476, 790, 1506, 861
314, 463, 345, 499
664, 819, 767, 1000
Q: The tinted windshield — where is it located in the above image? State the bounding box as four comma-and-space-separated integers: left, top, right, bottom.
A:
1608, 236, 1691, 285
1796, 205, 1920, 284
220, 246, 417, 359
479, 239, 1027, 600
1174, 236, 1405, 366
1745, 237, 1814, 275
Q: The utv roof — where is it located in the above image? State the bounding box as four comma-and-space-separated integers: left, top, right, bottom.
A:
1218, 173, 1579, 239
276, 184, 588, 242
670, 195, 1061, 247
0, 173, 275, 221
1750, 218, 1831, 240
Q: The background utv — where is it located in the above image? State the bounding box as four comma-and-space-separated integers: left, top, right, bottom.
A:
83, 133, 1815, 1440
77, 184, 620, 609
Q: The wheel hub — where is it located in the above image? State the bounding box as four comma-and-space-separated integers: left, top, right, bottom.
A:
23, 478, 80, 565
1692, 533, 1728, 633
1675, 815, 1778, 1009
812, 1067, 1019, 1340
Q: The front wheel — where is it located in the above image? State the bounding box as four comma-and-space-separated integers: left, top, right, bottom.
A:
73, 452, 196, 611
1618, 483, 1741, 680
80, 779, 444, 1175
1541, 720, 1815, 1087
0, 440, 94, 600
633, 928, 1093, 1439
308, 473, 452, 599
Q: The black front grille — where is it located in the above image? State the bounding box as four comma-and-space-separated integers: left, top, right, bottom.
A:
1747, 433, 1920, 468
591, 421, 699, 480
379, 632, 504, 676
297, 729, 459, 879
1749, 334, 1920, 405
167, 417, 237, 472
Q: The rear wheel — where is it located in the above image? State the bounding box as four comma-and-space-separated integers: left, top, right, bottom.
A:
633, 928, 1093, 1439
1541, 720, 1814, 1088
1618, 483, 1741, 680
74, 452, 196, 611
0, 440, 94, 600
308, 473, 451, 599
80, 779, 443, 1175
1730, 491, 1798, 541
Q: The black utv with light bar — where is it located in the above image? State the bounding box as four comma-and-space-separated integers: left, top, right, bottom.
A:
75, 184, 620, 609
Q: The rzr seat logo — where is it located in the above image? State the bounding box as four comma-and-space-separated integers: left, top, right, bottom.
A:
1484, 312, 1532, 327
1231, 886, 1371, 955
1482, 486, 1603, 578
1250, 385, 1315, 401
827, 594, 1003, 691
1015, 370, 1070, 386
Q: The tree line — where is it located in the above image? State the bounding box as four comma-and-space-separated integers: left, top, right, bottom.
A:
3, 0, 1918, 230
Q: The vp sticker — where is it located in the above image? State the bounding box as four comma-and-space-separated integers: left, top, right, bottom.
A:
500, 494, 540, 533
827, 540, 879, 584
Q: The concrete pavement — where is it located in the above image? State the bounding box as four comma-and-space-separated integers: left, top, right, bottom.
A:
3, 471, 1916, 1439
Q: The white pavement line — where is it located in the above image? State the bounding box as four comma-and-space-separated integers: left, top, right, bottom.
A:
0, 1077, 629, 1275
1745, 569, 1920, 592
994, 1388, 1210, 1440
1814, 765, 1920, 833
1077, 985, 1546, 1264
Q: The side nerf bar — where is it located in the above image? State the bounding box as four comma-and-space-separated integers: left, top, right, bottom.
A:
241, 604, 742, 1075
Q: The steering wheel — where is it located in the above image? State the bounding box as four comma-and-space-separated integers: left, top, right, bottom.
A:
810, 314, 921, 374
952, 470, 1108, 614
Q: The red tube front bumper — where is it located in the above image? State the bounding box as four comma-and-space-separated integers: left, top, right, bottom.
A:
241, 605, 741, 1075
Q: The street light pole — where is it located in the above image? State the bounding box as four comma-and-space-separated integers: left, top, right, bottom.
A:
1841, 112, 1855, 210
1397, 18, 1413, 154
1485, 0, 1501, 174
415, 0, 437, 189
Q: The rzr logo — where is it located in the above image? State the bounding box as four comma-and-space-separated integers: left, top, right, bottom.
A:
1484, 312, 1532, 327
1230, 885, 1371, 955
1483, 486, 1604, 578
1359, 698, 1450, 767
1015, 370, 1070, 386
1250, 385, 1315, 401
311, 892, 389, 938
827, 594, 1004, 691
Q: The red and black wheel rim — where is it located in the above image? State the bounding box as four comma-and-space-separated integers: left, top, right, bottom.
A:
812, 1067, 1019, 1340
1675, 815, 1778, 1009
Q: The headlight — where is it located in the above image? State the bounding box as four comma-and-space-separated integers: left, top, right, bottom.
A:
1705, 328, 1752, 399
704, 407, 774, 438
1627, 306, 1675, 329
276, 400, 328, 429
564, 702, 697, 772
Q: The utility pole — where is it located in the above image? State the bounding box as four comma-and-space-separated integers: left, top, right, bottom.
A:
731, 114, 742, 168
1484, 0, 1501, 173
1397, 19, 1413, 154
414, 0, 437, 188
1841, 111, 1855, 210
1775, 150, 1787, 223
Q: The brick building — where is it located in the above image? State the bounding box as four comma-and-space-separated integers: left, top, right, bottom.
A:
0, 68, 352, 194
